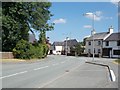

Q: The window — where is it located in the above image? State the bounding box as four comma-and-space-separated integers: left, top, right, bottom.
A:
98, 49, 101, 54
117, 40, 120, 46
113, 50, 120, 55
94, 48, 95, 53
88, 41, 91, 45
98, 41, 101, 46
106, 41, 109, 46
88, 49, 91, 53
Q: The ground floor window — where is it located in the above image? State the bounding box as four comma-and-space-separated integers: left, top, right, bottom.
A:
88, 49, 91, 53
98, 49, 101, 54
113, 50, 120, 55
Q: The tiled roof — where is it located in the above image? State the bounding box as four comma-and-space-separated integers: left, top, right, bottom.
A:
86, 32, 109, 41
64, 39, 78, 47
105, 33, 120, 41
53, 39, 78, 47
53, 42, 65, 46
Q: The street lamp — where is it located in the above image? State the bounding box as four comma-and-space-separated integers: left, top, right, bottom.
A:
65, 37, 69, 56
83, 12, 95, 61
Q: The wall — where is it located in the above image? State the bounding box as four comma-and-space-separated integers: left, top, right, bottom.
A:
103, 41, 120, 58
85, 40, 103, 55
0, 52, 14, 59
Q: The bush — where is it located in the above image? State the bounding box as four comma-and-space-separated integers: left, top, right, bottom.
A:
13, 39, 32, 59
13, 39, 49, 59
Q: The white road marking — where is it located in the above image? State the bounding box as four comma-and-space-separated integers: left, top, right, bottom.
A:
33, 66, 49, 71
52, 63, 59, 66
0, 71, 28, 79
61, 61, 65, 63
110, 69, 116, 82
38, 64, 81, 88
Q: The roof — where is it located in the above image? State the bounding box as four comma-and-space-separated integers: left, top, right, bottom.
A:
53, 39, 78, 47
64, 39, 78, 47
53, 42, 65, 46
105, 33, 120, 41
86, 32, 109, 41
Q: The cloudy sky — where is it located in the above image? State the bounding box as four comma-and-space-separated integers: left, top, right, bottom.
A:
36, 1, 119, 43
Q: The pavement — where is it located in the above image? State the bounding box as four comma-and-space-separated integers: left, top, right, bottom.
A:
1, 55, 119, 88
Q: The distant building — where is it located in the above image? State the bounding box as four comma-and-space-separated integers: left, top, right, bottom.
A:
29, 34, 36, 43
52, 42, 65, 55
52, 39, 78, 55
85, 26, 113, 57
103, 33, 120, 58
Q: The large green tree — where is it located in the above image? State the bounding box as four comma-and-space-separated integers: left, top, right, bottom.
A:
2, 2, 53, 51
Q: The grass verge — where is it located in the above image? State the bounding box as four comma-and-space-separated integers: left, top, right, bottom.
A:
114, 59, 120, 64
0, 58, 44, 63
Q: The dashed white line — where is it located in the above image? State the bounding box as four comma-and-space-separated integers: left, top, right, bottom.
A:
0, 71, 28, 79
52, 63, 59, 66
61, 61, 65, 63
33, 66, 49, 71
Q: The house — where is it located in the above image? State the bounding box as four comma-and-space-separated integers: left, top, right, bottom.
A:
52, 41, 65, 55
52, 39, 78, 55
64, 39, 78, 55
85, 26, 113, 57
103, 33, 120, 58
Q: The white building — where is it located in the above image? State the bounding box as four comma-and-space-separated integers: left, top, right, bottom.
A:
85, 26, 113, 56
103, 33, 120, 58
52, 42, 64, 55
52, 39, 78, 55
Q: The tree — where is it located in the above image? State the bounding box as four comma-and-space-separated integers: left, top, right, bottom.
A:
83, 37, 88, 46
74, 42, 85, 56
2, 2, 54, 51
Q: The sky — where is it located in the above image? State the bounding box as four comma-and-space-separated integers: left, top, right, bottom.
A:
35, 1, 119, 43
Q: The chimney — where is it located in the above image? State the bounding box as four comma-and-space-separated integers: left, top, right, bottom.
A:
109, 26, 113, 34
91, 29, 96, 35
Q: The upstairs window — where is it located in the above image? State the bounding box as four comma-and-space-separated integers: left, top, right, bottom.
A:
106, 41, 109, 46
98, 41, 101, 46
88, 41, 91, 46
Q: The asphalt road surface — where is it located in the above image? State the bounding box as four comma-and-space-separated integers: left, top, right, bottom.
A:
1, 55, 119, 88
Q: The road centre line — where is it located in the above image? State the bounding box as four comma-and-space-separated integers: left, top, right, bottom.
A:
0, 71, 28, 79
33, 66, 49, 71
38, 64, 81, 88
52, 63, 59, 66
61, 61, 65, 63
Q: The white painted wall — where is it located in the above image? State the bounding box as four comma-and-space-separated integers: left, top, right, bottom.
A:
85, 40, 103, 55
53, 46, 63, 55
103, 41, 120, 58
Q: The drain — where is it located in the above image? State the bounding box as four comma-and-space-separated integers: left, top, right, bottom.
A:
65, 70, 69, 72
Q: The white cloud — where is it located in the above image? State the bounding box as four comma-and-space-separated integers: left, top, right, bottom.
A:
84, 11, 103, 21
53, 18, 66, 24
95, 11, 102, 16
105, 17, 113, 19
83, 25, 92, 29
111, 0, 120, 6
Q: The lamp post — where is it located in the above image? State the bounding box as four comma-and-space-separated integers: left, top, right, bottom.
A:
83, 12, 95, 61
65, 37, 69, 56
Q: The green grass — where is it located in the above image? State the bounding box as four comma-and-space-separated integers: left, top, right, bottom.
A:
115, 59, 120, 64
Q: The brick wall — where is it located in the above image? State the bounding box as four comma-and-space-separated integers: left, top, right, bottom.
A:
0, 52, 14, 59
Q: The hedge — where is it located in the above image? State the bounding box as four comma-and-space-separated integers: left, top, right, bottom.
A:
13, 39, 49, 59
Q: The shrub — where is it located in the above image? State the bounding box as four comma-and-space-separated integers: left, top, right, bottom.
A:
13, 39, 49, 59
13, 39, 32, 59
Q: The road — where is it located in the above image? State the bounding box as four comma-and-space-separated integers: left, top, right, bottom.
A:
1, 55, 119, 88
